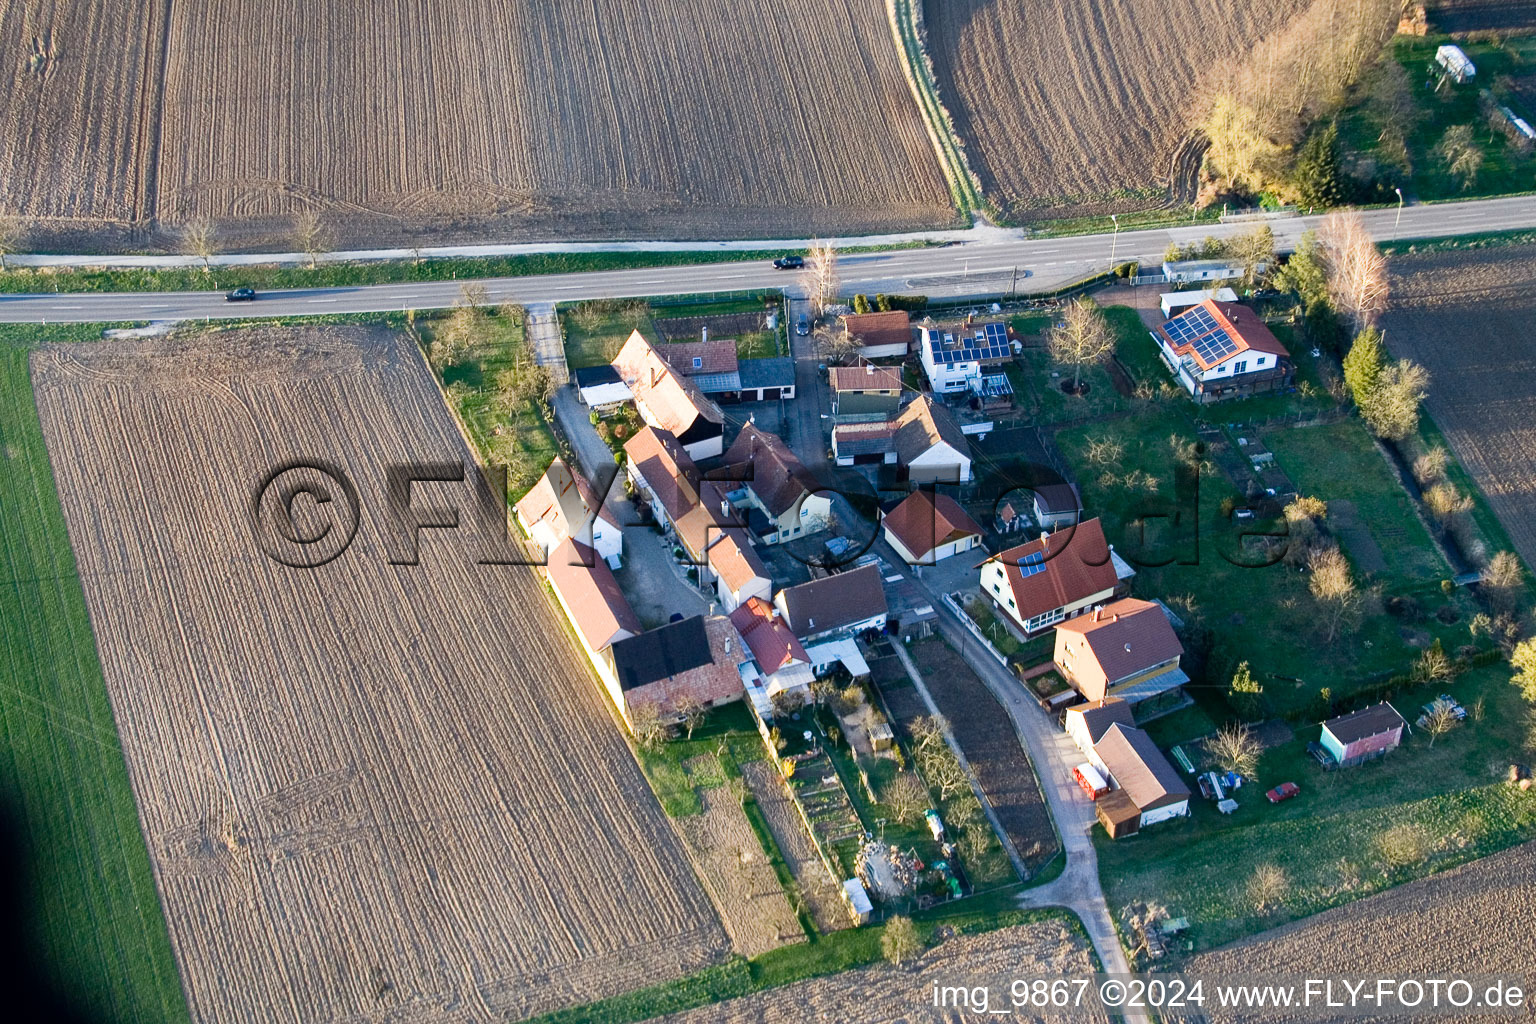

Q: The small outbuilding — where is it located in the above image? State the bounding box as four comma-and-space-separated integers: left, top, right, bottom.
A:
842, 878, 873, 924
1320, 702, 1407, 767
1436, 44, 1476, 85
573, 364, 633, 411
1096, 789, 1142, 839
1159, 287, 1238, 319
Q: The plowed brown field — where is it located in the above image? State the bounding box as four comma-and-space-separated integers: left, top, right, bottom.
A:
2, 0, 953, 249
30, 325, 728, 1023
924, 0, 1311, 220
1380, 244, 1536, 572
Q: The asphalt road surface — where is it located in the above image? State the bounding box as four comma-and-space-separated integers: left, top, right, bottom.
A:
3, 196, 1534, 325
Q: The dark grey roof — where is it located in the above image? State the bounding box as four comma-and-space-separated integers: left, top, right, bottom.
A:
1033, 482, 1082, 514
573, 364, 621, 387
777, 564, 888, 637
1323, 702, 1406, 745
739, 357, 796, 390
610, 616, 712, 691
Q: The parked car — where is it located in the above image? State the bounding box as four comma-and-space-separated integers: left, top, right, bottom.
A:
225, 287, 257, 302
773, 255, 805, 270
795, 316, 810, 336
1266, 781, 1300, 804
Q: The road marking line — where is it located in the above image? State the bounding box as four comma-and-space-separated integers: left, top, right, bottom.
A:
307, 298, 338, 304
50, 305, 84, 310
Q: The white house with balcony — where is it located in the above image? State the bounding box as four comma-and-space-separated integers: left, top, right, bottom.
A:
919, 322, 1013, 395
1154, 300, 1293, 405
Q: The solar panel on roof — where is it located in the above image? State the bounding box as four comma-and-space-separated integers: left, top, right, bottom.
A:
1018, 550, 1046, 578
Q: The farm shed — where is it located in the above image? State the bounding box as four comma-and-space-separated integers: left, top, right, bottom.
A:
1160, 287, 1238, 319
842, 878, 873, 924
738, 357, 796, 401
1053, 598, 1187, 707
1093, 723, 1190, 828
830, 363, 904, 423
841, 310, 913, 359
1436, 44, 1476, 84
802, 638, 870, 679
544, 538, 644, 698
774, 564, 889, 643
1161, 259, 1246, 285
1063, 696, 1135, 770
1031, 482, 1083, 531
573, 364, 632, 410
1096, 789, 1141, 839
1320, 702, 1407, 767
880, 489, 984, 565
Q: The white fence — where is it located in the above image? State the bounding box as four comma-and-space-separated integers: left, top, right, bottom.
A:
941, 592, 1008, 666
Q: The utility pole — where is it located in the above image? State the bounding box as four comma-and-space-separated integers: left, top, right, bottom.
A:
1394, 187, 1405, 232
1109, 214, 1120, 270
1009, 265, 1018, 297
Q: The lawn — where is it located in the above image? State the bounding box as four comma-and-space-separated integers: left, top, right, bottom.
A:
0, 326, 189, 1023
1097, 666, 1536, 955
1057, 410, 1475, 716
634, 702, 765, 818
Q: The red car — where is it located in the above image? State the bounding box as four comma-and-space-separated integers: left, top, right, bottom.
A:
1266, 782, 1300, 804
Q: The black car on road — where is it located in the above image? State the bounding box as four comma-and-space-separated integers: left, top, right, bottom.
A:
225, 287, 257, 302
773, 255, 805, 270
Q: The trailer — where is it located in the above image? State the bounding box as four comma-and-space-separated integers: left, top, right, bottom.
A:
1072, 762, 1110, 799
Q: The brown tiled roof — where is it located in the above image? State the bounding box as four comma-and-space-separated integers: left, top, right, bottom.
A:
881, 489, 983, 561
613, 331, 724, 435
893, 395, 970, 465
983, 518, 1119, 622
722, 424, 819, 518
1064, 697, 1136, 746
1095, 723, 1189, 811
832, 420, 897, 456
709, 527, 769, 593
624, 426, 700, 523
776, 563, 888, 637
515, 457, 619, 543
545, 539, 641, 652
1056, 598, 1183, 700
1324, 702, 1407, 746
661, 339, 739, 377
729, 597, 808, 672
842, 310, 912, 350
830, 364, 903, 392
619, 615, 746, 713
1157, 300, 1290, 371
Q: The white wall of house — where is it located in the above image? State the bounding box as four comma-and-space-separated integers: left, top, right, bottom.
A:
884, 526, 978, 566
860, 341, 908, 359
981, 561, 1113, 635
1064, 715, 1111, 774
1157, 334, 1278, 395
919, 329, 981, 393
1139, 801, 1189, 827
711, 568, 772, 613
907, 443, 971, 484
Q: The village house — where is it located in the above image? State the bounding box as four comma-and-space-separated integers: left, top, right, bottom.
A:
831, 395, 973, 483
675, 482, 773, 612
612, 331, 725, 459
840, 309, 913, 359
1053, 598, 1187, 710
829, 364, 903, 424
624, 426, 700, 531
720, 424, 831, 545
1320, 702, 1408, 768
918, 321, 1014, 395
1154, 300, 1293, 404
1063, 696, 1135, 773
880, 488, 984, 565
514, 457, 624, 569
977, 518, 1125, 637
1093, 722, 1190, 837
608, 615, 748, 728
543, 538, 643, 697
572, 363, 632, 411
658, 338, 741, 398
730, 596, 814, 707
774, 563, 889, 645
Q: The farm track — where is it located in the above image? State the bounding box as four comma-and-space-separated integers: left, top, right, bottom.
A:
30, 325, 729, 1024
1380, 245, 1536, 573
922, 0, 1311, 221
2, 0, 955, 249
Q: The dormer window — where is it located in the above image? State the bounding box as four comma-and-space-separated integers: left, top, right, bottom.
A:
692, 357, 703, 370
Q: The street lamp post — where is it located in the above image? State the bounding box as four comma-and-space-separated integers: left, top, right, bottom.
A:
1109, 213, 1120, 269
1394, 187, 1405, 232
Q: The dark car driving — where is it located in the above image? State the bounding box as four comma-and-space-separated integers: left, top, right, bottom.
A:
773, 255, 805, 270
225, 287, 257, 302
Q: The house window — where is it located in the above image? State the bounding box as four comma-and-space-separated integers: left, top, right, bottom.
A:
692, 356, 703, 370
1233, 359, 1248, 374
1256, 356, 1266, 366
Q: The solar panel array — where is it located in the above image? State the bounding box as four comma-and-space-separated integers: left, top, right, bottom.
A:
1018, 550, 1046, 578
932, 322, 1012, 365
1162, 305, 1239, 365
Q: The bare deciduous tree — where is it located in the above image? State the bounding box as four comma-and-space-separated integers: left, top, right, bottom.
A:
1207, 722, 1262, 778
1422, 697, 1460, 747
881, 915, 921, 965
814, 325, 864, 366
918, 746, 969, 801
1360, 359, 1430, 441
1317, 211, 1389, 331
1413, 640, 1455, 685
1047, 297, 1115, 393
884, 771, 929, 824
1084, 435, 1126, 468
293, 208, 333, 269
629, 701, 666, 751
909, 714, 949, 755
1247, 863, 1289, 913
1436, 124, 1484, 189
1412, 446, 1450, 487
673, 695, 708, 740
1377, 822, 1430, 870
181, 216, 218, 273
1308, 545, 1360, 643
1482, 551, 1525, 613
801, 241, 839, 316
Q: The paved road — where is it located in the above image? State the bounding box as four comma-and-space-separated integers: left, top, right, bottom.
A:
4, 195, 1535, 325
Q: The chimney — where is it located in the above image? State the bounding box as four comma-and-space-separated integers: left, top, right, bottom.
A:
702, 326, 709, 344
1093, 607, 1102, 623
867, 363, 874, 375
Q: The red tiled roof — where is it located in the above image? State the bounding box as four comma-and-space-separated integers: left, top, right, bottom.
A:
1056, 598, 1183, 701
722, 424, 819, 518
514, 457, 619, 543
1157, 300, 1290, 372
624, 426, 699, 523
841, 310, 912, 350
893, 395, 969, 464
661, 339, 739, 377
624, 615, 747, 715
545, 539, 641, 652
983, 518, 1118, 622
729, 597, 808, 672
881, 490, 983, 561
830, 364, 903, 392
613, 331, 724, 435
1064, 697, 1136, 746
